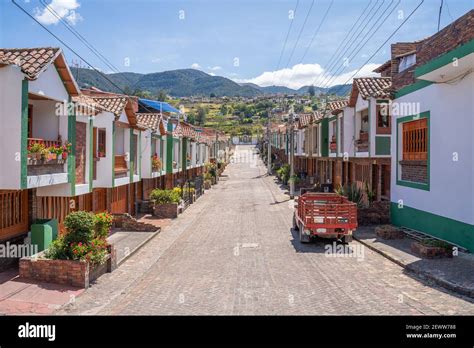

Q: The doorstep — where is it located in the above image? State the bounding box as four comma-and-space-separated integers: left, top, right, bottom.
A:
107, 229, 160, 265
354, 226, 474, 299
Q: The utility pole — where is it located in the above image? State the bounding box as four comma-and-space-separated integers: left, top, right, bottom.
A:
267, 112, 272, 175
289, 105, 296, 198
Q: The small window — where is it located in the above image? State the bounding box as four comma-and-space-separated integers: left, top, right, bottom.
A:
398, 53, 416, 73
377, 104, 391, 134
402, 118, 427, 161
98, 129, 106, 157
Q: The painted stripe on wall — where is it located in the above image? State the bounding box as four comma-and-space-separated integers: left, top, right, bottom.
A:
390, 202, 474, 252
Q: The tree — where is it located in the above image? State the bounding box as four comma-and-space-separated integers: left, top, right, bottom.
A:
196, 105, 208, 126
210, 93, 216, 98
156, 90, 168, 102
308, 85, 316, 97
294, 104, 304, 113
186, 112, 196, 125
311, 103, 318, 111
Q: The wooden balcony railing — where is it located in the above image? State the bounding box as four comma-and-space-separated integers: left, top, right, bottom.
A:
27, 138, 61, 148
356, 132, 369, 152
114, 155, 128, 177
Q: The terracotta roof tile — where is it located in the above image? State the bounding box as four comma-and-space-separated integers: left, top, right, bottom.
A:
353, 77, 392, 99
72, 94, 107, 116
0, 47, 60, 79
136, 113, 162, 131
327, 100, 349, 113
92, 96, 129, 117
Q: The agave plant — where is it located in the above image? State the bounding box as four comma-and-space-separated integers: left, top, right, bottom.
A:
345, 183, 363, 207
365, 181, 376, 206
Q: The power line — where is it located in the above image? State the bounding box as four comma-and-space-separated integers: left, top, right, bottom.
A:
284, 0, 334, 88
437, 0, 444, 31
271, 0, 300, 87
312, 0, 384, 88
319, 0, 399, 89
11, 0, 161, 117
38, 0, 141, 92
329, 0, 425, 96
284, 0, 315, 69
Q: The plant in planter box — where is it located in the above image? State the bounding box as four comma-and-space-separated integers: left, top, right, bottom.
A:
45, 211, 111, 266
94, 212, 113, 239
27, 142, 45, 161
151, 155, 162, 171
150, 189, 181, 219
62, 142, 72, 159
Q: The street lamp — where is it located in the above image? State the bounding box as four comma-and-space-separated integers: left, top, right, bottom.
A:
288, 105, 299, 199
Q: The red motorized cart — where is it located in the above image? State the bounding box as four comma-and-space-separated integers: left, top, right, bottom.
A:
293, 192, 358, 243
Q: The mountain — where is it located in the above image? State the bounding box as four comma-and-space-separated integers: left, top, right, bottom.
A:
71, 68, 261, 97
70, 67, 351, 97
241, 83, 351, 97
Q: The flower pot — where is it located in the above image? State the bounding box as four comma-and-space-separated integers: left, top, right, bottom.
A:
62, 152, 68, 160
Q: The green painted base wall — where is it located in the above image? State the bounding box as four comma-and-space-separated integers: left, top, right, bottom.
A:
390, 203, 474, 252
375, 136, 390, 155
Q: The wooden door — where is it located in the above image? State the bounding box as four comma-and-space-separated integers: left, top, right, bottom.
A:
111, 186, 128, 214
93, 188, 107, 213
75, 122, 87, 184
0, 190, 29, 241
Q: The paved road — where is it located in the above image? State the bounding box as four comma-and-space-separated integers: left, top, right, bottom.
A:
60, 145, 474, 315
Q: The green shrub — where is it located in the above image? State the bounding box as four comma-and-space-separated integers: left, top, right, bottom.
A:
276, 164, 290, 184
94, 212, 113, 239
63, 211, 95, 244
150, 189, 181, 204
45, 238, 68, 260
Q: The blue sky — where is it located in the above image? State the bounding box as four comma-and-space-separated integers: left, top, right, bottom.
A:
1, 0, 472, 89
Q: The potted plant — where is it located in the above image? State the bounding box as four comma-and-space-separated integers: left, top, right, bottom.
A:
150, 189, 181, 219
203, 173, 212, 189
27, 142, 45, 163
151, 154, 162, 172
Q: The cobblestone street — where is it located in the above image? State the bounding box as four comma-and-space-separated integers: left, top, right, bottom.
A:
60, 145, 474, 315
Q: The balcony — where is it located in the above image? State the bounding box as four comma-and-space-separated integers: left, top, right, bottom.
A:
26, 138, 69, 188
27, 138, 69, 176
114, 155, 129, 178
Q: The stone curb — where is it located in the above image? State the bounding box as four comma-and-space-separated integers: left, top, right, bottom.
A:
115, 229, 161, 266
354, 235, 474, 300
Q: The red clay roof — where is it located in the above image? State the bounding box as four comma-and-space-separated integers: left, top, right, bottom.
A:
349, 77, 392, 106
0, 47, 79, 95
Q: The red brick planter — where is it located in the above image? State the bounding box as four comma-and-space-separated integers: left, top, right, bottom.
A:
153, 203, 179, 219
375, 225, 405, 239
411, 241, 453, 259
19, 245, 117, 288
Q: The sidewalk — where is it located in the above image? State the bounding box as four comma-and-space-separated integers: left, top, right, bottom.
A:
0, 227, 161, 315
354, 226, 474, 299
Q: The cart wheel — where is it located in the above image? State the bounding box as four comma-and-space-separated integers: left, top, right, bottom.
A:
342, 235, 353, 244
293, 214, 299, 231
299, 224, 310, 243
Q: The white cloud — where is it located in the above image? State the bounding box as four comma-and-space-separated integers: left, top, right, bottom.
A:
151, 58, 161, 63
190, 63, 201, 69
208, 72, 216, 76
34, 0, 82, 26
208, 66, 222, 71
235, 63, 381, 89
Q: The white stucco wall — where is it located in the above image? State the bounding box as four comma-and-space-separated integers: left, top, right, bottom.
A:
92, 112, 115, 188
29, 100, 60, 141
0, 66, 23, 189
342, 107, 355, 157
29, 62, 69, 102
391, 73, 474, 225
